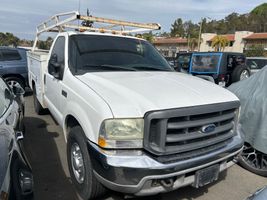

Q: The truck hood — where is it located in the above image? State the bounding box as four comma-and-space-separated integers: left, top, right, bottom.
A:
76, 72, 239, 118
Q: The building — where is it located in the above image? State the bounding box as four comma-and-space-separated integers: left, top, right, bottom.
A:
200, 31, 253, 52
153, 32, 267, 57
153, 37, 188, 57
243, 32, 267, 52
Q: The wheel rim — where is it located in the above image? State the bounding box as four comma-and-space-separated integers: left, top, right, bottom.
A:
240, 70, 249, 80
71, 143, 85, 184
7, 80, 21, 88
241, 143, 267, 171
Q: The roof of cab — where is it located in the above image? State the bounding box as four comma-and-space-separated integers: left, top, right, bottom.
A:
64, 31, 146, 41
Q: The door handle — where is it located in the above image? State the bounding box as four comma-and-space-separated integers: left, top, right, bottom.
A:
44, 74, 46, 85
62, 90, 67, 98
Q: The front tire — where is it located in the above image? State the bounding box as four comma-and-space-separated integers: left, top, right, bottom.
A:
238, 143, 267, 177
67, 126, 106, 200
5, 76, 25, 90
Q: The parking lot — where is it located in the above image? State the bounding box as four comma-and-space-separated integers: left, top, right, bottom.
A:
22, 94, 266, 200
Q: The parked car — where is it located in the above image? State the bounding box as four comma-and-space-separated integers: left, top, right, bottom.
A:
176, 52, 250, 87
246, 57, 267, 75
164, 56, 176, 68
0, 77, 33, 199
28, 12, 243, 199
228, 66, 267, 177
0, 47, 28, 89
175, 52, 192, 71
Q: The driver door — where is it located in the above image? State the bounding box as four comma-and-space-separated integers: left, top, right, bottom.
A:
44, 36, 65, 125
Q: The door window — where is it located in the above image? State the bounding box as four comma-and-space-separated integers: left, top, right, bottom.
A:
0, 49, 21, 61
49, 37, 65, 76
247, 59, 267, 69
0, 78, 12, 117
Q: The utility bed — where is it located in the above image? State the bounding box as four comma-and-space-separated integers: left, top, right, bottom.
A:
27, 50, 49, 108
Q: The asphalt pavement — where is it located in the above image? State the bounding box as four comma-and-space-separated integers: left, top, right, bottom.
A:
23, 95, 267, 200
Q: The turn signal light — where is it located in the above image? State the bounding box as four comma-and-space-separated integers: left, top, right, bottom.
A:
98, 137, 107, 148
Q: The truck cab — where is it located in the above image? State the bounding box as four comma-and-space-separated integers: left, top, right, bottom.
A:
28, 12, 244, 200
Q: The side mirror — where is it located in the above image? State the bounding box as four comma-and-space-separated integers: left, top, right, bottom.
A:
12, 84, 25, 96
48, 54, 62, 79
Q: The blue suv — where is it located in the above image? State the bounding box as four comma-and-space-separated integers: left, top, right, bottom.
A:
0, 47, 28, 89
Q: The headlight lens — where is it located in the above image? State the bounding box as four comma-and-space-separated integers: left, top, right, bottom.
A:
98, 118, 144, 149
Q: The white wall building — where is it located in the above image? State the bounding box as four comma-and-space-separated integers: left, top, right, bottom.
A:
200, 31, 253, 52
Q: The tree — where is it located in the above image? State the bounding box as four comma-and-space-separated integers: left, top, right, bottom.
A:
135, 32, 154, 43
211, 35, 229, 51
245, 44, 265, 57
170, 18, 185, 37
251, 3, 267, 32
184, 20, 199, 38
189, 38, 199, 51
37, 37, 54, 50
141, 31, 154, 43
0, 32, 20, 47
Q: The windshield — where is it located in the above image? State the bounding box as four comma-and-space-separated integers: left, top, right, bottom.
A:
69, 35, 172, 75
190, 53, 221, 74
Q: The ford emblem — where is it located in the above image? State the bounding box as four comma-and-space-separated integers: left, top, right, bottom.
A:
201, 124, 216, 133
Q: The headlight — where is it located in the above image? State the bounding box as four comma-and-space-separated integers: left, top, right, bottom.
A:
98, 118, 144, 149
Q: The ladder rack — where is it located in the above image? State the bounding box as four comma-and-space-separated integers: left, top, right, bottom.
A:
32, 11, 161, 50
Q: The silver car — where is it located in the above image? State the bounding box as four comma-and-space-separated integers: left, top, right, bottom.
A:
246, 57, 267, 75
0, 77, 33, 199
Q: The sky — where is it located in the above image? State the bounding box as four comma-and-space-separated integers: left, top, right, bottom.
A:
0, 0, 265, 40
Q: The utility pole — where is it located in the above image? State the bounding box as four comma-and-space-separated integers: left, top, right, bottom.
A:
198, 18, 203, 52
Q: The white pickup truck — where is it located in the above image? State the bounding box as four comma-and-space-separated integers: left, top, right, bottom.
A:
28, 12, 243, 200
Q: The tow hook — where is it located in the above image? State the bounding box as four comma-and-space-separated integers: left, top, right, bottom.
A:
160, 178, 174, 188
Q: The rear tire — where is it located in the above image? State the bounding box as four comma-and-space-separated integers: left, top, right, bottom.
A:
238, 143, 267, 177
5, 76, 25, 90
33, 85, 44, 115
67, 126, 106, 200
231, 65, 250, 83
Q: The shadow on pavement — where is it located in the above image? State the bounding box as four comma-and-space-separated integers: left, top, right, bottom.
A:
23, 117, 79, 200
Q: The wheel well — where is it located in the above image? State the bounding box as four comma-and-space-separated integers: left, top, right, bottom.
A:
2, 74, 25, 83
32, 80, 35, 88
65, 115, 81, 137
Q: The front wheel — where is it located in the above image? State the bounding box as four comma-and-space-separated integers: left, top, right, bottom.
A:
67, 126, 106, 200
238, 143, 267, 177
5, 76, 25, 90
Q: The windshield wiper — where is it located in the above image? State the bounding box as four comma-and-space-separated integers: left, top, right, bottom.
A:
83, 64, 137, 71
130, 65, 172, 71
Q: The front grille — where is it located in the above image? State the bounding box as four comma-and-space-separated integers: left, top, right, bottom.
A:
144, 101, 240, 160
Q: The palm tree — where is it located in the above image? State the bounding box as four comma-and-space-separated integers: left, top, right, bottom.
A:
189, 38, 199, 51
211, 35, 229, 52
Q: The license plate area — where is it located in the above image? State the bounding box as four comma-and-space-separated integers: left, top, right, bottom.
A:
193, 164, 220, 188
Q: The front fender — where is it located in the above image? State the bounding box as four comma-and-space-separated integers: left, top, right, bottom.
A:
63, 101, 102, 144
